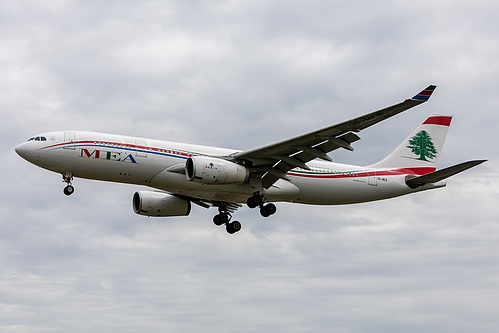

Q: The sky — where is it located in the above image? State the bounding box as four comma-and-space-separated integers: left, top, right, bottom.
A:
1, 1, 498, 332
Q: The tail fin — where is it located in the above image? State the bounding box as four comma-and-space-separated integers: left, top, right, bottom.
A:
369, 113, 452, 174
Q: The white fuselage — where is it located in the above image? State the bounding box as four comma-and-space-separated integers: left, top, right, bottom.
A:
15, 131, 443, 205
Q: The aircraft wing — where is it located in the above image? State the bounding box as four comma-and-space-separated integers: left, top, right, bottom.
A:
233, 85, 437, 188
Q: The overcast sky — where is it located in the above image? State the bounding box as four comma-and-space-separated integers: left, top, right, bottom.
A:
1, 1, 498, 332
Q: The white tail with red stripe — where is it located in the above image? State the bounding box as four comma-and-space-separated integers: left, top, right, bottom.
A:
369, 113, 452, 174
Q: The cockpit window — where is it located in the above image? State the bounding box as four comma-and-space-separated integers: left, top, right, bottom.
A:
28, 136, 47, 141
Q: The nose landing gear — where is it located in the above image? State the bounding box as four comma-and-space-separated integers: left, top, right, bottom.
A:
62, 172, 74, 196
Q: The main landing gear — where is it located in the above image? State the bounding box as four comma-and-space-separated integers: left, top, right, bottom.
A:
214, 193, 276, 235
246, 193, 277, 218
213, 207, 242, 234
62, 172, 74, 196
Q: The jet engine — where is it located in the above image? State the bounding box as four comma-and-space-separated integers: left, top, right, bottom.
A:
133, 191, 191, 217
185, 156, 249, 185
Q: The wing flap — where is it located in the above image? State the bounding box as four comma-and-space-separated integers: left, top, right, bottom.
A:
293, 146, 332, 162
180, 195, 243, 213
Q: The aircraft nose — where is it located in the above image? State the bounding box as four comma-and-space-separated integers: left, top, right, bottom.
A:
15, 142, 27, 159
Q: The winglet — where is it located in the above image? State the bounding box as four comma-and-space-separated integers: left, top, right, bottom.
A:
411, 85, 437, 101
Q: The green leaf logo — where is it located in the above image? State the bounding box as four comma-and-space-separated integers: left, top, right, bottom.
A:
407, 130, 438, 161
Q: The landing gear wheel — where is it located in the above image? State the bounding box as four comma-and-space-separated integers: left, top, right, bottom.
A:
213, 211, 231, 226
219, 213, 230, 224
260, 203, 276, 217
247, 193, 264, 208
226, 221, 242, 234
247, 196, 257, 209
260, 207, 270, 217
63, 185, 74, 196
62, 172, 74, 196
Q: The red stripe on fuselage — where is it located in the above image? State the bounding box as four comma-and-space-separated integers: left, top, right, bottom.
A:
375, 167, 436, 176
423, 116, 452, 126
287, 167, 436, 179
37, 140, 195, 158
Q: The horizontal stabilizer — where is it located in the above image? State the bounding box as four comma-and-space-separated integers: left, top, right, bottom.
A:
406, 160, 487, 189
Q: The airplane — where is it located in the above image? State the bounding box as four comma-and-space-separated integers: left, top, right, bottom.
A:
15, 85, 486, 234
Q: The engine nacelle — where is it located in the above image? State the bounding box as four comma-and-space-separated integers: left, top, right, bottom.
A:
133, 191, 191, 217
185, 156, 249, 185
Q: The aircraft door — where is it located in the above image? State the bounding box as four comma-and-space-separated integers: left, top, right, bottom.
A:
63, 132, 76, 150
126, 139, 147, 157
135, 140, 147, 157
368, 171, 377, 186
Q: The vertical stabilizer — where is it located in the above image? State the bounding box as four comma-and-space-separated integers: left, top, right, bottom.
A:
369, 113, 452, 174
